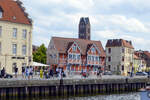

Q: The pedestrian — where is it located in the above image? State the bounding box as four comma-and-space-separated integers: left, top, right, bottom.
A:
56, 67, 59, 77
25, 66, 30, 79
22, 66, 25, 78
14, 66, 18, 78
49, 68, 53, 78
1, 67, 5, 78
40, 68, 43, 79
29, 66, 33, 79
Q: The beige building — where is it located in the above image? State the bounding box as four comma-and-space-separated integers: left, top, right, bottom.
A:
106, 39, 134, 75
134, 52, 146, 73
0, 0, 32, 74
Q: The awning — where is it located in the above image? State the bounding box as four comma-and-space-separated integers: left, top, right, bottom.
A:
32, 62, 49, 67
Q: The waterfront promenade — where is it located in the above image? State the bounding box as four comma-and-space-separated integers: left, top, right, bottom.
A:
0, 75, 148, 99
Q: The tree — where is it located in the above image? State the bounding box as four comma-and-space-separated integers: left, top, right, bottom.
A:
33, 44, 47, 64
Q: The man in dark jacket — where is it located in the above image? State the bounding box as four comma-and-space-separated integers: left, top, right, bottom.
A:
1, 67, 5, 78
14, 66, 18, 78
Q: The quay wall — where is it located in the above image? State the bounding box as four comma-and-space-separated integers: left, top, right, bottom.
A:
0, 77, 149, 99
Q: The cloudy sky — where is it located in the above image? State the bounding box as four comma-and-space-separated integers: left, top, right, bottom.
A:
21, 0, 150, 50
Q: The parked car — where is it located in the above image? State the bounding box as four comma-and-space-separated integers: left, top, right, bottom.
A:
136, 72, 148, 76
103, 71, 112, 75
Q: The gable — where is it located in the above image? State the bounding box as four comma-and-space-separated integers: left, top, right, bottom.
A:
87, 44, 100, 55
68, 42, 81, 54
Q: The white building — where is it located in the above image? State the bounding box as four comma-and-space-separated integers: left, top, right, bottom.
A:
0, 0, 33, 74
105, 39, 134, 75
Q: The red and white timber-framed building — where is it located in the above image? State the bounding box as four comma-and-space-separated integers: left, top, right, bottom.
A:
47, 37, 105, 74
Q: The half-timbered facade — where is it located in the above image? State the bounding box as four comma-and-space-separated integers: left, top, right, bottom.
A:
47, 37, 105, 74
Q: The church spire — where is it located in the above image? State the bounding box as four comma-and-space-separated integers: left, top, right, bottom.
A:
78, 17, 90, 40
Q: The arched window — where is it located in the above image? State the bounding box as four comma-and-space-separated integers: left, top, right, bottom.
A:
0, 7, 3, 18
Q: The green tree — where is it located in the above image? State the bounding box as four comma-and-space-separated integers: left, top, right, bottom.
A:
33, 44, 47, 64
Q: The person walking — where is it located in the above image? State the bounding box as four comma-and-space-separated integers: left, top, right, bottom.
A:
14, 66, 18, 78
29, 66, 33, 79
1, 67, 5, 78
40, 68, 43, 79
22, 67, 25, 78
25, 66, 30, 79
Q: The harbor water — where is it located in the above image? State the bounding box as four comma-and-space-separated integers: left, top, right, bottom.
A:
3, 92, 147, 100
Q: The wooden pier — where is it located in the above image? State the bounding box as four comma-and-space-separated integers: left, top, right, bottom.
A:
0, 77, 149, 99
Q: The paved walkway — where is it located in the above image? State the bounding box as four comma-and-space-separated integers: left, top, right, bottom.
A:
1, 74, 147, 80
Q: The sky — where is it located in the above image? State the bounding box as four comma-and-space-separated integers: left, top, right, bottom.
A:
21, 0, 150, 51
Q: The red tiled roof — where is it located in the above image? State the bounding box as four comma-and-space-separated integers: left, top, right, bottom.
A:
52, 37, 106, 57
106, 39, 134, 49
143, 51, 150, 58
134, 54, 140, 60
0, 0, 32, 25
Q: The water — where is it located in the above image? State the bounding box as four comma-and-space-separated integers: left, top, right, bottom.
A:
5, 92, 142, 100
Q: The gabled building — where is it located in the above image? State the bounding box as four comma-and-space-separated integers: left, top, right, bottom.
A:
105, 39, 134, 75
135, 50, 150, 68
133, 53, 146, 72
47, 37, 105, 73
0, 0, 33, 74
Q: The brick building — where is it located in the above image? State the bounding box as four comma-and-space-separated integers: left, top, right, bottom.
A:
47, 37, 105, 73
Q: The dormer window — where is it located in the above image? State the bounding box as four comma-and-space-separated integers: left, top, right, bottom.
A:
0, 7, 3, 18
91, 47, 95, 53
73, 45, 77, 51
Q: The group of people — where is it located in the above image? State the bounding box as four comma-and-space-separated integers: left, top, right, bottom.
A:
39, 67, 65, 79
22, 66, 33, 79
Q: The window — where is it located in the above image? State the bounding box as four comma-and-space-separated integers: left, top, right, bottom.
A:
53, 54, 56, 58
22, 29, 27, 39
108, 48, 111, 53
122, 65, 124, 71
12, 63, 17, 73
12, 44, 17, 55
0, 26, 2, 37
91, 47, 95, 53
108, 56, 111, 62
122, 48, 124, 53
69, 54, 72, 59
13, 28, 17, 38
88, 56, 91, 60
22, 45, 26, 55
73, 54, 76, 60
122, 56, 124, 62
73, 46, 77, 51
77, 55, 80, 60
96, 56, 99, 61
92, 56, 94, 61
108, 65, 111, 71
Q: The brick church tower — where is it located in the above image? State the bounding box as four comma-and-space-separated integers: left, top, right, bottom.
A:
78, 17, 90, 40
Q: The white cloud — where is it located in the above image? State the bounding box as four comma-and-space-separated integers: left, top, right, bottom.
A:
20, 0, 150, 50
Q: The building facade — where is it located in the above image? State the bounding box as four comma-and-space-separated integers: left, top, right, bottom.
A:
47, 37, 105, 74
106, 39, 134, 75
134, 50, 150, 70
78, 17, 90, 40
133, 53, 146, 73
0, 0, 32, 74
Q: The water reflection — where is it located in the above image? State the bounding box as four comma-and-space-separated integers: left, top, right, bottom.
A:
3, 92, 140, 100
